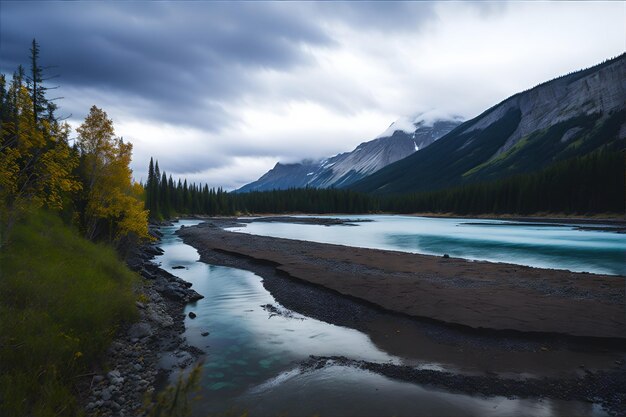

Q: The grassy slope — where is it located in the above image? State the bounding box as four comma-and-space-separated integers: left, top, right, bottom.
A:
0, 212, 138, 417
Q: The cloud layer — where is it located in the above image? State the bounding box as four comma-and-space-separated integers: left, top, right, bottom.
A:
2, 1, 624, 189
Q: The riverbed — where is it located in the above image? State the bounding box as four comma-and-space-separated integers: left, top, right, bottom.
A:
229, 215, 626, 276
154, 219, 621, 416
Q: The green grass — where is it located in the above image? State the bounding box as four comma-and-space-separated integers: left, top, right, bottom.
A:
462, 134, 532, 178
0, 211, 138, 417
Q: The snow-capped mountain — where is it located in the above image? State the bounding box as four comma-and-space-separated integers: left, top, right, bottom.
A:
351, 54, 626, 194
235, 116, 462, 192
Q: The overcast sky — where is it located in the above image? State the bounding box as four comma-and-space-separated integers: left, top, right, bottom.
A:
1, 1, 624, 189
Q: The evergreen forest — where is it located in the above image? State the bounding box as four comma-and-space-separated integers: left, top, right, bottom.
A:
145, 147, 624, 219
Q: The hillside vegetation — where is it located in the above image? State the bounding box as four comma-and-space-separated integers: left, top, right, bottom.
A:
0, 211, 138, 417
0, 41, 146, 416
381, 148, 625, 215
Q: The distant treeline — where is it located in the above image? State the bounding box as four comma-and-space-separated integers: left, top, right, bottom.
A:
144, 157, 233, 218
382, 148, 624, 215
146, 148, 624, 219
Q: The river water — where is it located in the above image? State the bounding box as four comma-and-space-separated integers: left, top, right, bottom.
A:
230, 215, 626, 276
154, 219, 612, 417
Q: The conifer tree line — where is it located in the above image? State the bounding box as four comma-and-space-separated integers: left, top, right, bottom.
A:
0, 40, 148, 249
145, 147, 624, 220
145, 158, 233, 219
380, 147, 624, 215
144, 158, 371, 219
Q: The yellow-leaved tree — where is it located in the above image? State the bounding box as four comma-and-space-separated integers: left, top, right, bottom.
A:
76, 106, 149, 247
0, 86, 80, 245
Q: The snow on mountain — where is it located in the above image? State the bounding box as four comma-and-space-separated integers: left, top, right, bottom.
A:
235, 116, 462, 193
376, 110, 464, 138
351, 54, 626, 195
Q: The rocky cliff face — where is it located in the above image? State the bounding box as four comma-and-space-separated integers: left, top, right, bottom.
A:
465, 55, 626, 156
351, 54, 626, 194
236, 119, 460, 193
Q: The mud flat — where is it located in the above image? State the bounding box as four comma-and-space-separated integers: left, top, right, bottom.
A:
178, 219, 624, 339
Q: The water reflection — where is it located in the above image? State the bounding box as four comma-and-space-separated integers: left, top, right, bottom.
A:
241, 366, 605, 417
154, 220, 610, 417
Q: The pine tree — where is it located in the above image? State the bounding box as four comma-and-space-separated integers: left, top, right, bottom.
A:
153, 160, 161, 218
146, 157, 155, 213
168, 175, 175, 214
27, 39, 56, 125
160, 171, 170, 218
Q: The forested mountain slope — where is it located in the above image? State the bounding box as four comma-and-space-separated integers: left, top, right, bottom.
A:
350, 54, 625, 194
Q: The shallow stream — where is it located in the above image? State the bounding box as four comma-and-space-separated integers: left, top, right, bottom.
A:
154, 219, 611, 416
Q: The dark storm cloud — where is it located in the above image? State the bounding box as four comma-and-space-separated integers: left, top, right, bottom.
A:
3, 0, 533, 186
0, 1, 444, 130
0, 1, 336, 129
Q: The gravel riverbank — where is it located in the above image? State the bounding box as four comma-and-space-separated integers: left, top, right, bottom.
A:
80, 224, 204, 417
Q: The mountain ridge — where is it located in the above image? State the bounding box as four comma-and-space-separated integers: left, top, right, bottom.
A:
236, 117, 461, 192
350, 53, 625, 194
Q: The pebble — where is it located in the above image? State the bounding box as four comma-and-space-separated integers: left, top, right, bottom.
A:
101, 388, 112, 401
82, 239, 204, 417
188, 311, 197, 319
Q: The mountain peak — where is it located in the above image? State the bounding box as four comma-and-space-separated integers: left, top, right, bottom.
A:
236, 116, 462, 193
377, 110, 464, 138
351, 54, 626, 195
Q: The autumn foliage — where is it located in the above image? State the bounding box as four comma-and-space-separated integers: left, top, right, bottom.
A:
75, 106, 149, 246
0, 85, 80, 243
0, 40, 146, 417
0, 43, 148, 247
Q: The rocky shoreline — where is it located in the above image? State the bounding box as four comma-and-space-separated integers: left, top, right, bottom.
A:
77, 217, 626, 416
80, 223, 204, 417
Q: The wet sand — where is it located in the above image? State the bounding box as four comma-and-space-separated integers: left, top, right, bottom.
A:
178, 219, 624, 339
